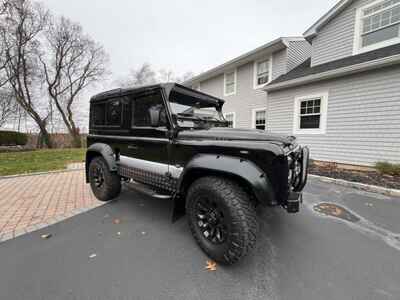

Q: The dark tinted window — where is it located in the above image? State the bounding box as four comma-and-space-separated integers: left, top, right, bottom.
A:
107, 99, 122, 126
133, 92, 167, 127
93, 103, 106, 126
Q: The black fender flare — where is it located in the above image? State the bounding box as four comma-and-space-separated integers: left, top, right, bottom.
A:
177, 154, 276, 206
85, 143, 118, 183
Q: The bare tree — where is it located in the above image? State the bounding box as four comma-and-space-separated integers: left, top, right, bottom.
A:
0, 88, 18, 127
40, 16, 109, 147
0, 0, 53, 147
118, 64, 194, 88
116, 63, 157, 88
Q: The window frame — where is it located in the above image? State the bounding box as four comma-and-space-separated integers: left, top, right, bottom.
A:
223, 112, 236, 128
131, 92, 169, 129
224, 69, 237, 96
91, 98, 124, 128
253, 57, 273, 89
293, 92, 329, 135
353, 0, 400, 54
251, 107, 267, 130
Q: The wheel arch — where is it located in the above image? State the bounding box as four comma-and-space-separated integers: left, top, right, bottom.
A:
177, 154, 276, 207
85, 143, 118, 183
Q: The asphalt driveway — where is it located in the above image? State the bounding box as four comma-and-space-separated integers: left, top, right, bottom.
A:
1, 178, 400, 300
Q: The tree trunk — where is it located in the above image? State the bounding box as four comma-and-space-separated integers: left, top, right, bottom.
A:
37, 123, 53, 149
71, 132, 82, 148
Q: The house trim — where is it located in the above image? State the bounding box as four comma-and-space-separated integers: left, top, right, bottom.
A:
303, 0, 353, 40
264, 53, 400, 92
183, 37, 305, 87
293, 92, 329, 135
253, 56, 273, 90
251, 107, 267, 130
224, 69, 237, 96
353, 0, 400, 55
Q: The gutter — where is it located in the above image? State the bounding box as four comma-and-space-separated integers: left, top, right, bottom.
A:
264, 53, 400, 92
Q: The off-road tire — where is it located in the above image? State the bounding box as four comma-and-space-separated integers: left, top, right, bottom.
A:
186, 176, 257, 264
88, 156, 121, 201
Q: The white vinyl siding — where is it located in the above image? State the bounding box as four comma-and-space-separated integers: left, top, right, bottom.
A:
287, 41, 312, 71
200, 62, 269, 129
311, 0, 379, 66
267, 65, 400, 166
354, 0, 400, 53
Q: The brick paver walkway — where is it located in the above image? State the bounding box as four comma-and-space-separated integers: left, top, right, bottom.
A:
0, 169, 102, 241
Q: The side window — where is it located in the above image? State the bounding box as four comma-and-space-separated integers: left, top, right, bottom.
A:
132, 92, 167, 127
106, 99, 122, 126
93, 103, 106, 126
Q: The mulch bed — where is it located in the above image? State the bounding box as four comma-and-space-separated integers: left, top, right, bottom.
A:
309, 164, 400, 190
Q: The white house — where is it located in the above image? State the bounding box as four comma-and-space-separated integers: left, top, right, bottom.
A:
184, 0, 400, 167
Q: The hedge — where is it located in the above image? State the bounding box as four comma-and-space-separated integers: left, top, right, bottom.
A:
0, 130, 28, 146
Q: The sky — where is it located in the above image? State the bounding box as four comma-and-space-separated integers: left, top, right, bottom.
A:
41, 0, 338, 80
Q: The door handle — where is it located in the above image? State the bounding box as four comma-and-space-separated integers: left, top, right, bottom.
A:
128, 145, 139, 150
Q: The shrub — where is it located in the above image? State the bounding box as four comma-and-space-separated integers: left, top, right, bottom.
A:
0, 131, 28, 146
375, 161, 400, 176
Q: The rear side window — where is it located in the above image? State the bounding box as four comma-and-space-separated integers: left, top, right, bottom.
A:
107, 99, 122, 126
93, 103, 106, 126
132, 92, 167, 127
92, 98, 123, 127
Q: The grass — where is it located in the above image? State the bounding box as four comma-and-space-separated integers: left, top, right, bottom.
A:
375, 161, 400, 176
0, 148, 86, 176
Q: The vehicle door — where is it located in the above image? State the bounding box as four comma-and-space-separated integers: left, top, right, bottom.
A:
118, 89, 173, 190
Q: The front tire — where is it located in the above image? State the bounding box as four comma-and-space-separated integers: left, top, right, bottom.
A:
88, 156, 121, 201
186, 176, 257, 264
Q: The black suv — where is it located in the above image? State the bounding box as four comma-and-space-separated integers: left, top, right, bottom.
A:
86, 83, 309, 264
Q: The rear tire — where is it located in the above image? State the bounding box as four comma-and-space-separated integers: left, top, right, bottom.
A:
88, 156, 121, 201
186, 176, 257, 264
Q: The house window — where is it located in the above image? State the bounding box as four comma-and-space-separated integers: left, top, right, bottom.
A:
252, 108, 267, 130
224, 112, 235, 128
293, 92, 328, 134
299, 99, 321, 129
254, 59, 271, 88
224, 70, 236, 96
355, 0, 400, 53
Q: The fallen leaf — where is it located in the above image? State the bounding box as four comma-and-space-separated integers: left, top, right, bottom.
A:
113, 218, 121, 224
89, 253, 97, 259
205, 260, 217, 271
41, 234, 52, 239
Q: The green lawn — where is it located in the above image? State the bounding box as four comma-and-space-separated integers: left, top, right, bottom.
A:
0, 148, 86, 176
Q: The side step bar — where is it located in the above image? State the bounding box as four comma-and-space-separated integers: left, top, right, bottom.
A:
126, 180, 172, 200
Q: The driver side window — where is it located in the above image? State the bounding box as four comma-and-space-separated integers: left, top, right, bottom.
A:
132, 92, 167, 127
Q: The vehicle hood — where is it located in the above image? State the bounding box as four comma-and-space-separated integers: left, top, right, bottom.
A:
177, 127, 296, 145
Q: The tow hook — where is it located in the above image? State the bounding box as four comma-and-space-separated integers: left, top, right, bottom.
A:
287, 192, 302, 213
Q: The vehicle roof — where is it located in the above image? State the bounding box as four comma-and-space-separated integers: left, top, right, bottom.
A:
90, 82, 225, 106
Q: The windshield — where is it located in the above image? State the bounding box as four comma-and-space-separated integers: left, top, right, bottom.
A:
169, 96, 227, 128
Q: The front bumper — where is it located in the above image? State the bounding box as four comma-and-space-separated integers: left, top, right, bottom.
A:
286, 146, 310, 213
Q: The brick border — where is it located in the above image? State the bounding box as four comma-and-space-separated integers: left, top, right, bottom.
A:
0, 203, 104, 244
309, 174, 400, 197
0, 167, 85, 181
